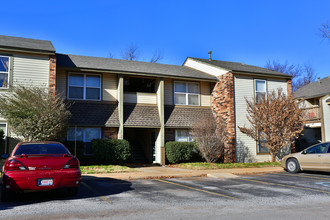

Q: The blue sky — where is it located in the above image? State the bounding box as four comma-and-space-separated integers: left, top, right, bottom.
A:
2, 0, 330, 78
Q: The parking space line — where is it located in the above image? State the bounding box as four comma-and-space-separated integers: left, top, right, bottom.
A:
155, 179, 240, 200
274, 173, 330, 181
81, 182, 113, 205
235, 177, 330, 194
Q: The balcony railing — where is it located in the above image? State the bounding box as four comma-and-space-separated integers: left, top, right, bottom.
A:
302, 106, 320, 121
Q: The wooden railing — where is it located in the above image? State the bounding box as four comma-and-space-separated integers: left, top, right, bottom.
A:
302, 106, 320, 121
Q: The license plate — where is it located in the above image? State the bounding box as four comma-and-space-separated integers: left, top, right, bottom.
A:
37, 178, 53, 186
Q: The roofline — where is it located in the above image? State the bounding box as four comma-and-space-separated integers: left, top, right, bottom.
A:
185, 57, 231, 72
57, 66, 218, 82
233, 71, 292, 79
294, 92, 330, 100
0, 46, 55, 55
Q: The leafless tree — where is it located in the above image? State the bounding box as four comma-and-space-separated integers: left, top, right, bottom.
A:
108, 52, 114, 59
150, 49, 164, 63
319, 21, 330, 39
265, 61, 317, 91
121, 44, 140, 61
191, 115, 228, 163
238, 89, 304, 162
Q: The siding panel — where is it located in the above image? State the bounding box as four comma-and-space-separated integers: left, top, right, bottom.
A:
124, 92, 157, 104
13, 55, 49, 87
103, 73, 117, 101
164, 78, 173, 105
201, 81, 211, 106
56, 69, 67, 99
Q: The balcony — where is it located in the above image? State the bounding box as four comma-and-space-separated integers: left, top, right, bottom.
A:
302, 106, 320, 121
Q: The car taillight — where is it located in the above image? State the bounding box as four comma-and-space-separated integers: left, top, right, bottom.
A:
63, 158, 80, 169
5, 159, 27, 171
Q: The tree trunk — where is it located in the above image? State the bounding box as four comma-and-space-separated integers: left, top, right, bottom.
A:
271, 152, 276, 162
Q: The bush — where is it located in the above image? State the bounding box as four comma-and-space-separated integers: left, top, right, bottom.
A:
92, 139, 131, 165
165, 141, 200, 164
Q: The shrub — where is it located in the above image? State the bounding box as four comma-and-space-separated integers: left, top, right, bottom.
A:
165, 141, 199, 164
92, 139, 131, 165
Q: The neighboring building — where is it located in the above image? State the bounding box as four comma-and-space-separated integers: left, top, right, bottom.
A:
0, 35, 56, 154
0, 35, 294, 164
293, 76, 330, 150
184, 56, 292, 162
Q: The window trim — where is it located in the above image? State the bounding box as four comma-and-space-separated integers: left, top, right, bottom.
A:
67, 127, 102, 155
174, 81, 200, 106
67, 72, 102, 101
0, 55, 10, 90
254, 79, 267, 102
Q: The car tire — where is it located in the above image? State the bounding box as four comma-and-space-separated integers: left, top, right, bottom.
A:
67, 187, 78, 196
1, 187, 12, 202
286, 158, 300, 173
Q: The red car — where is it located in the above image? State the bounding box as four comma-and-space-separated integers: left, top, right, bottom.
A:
1, 141, 81, 201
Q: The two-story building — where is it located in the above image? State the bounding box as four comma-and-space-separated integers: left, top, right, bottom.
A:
0, 35, 293, 164
0, 35, 56, 154
294, 76, 330, 150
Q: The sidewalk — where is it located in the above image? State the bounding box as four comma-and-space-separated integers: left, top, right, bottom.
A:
82, 166, 284, 180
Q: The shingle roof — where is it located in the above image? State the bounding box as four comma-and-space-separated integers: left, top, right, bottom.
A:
124, 104, 161, 127
56, 53, 217, 81
68, 102, 119, 126
189, 58, 291, 78
294, 76, 330, 99
165, 106, 213, 128
0, 35, 55, 53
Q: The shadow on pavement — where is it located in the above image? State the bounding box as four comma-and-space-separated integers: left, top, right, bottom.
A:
0, 176, 133, 211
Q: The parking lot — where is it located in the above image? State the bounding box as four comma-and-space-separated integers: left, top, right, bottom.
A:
2, 172, 330, 219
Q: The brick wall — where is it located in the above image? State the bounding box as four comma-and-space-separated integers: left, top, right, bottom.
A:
103, 127, 118, 139
165, 128, 175, 142
49, 55, 56, 96
211, 72, 236, 163
287, 79, 292, 96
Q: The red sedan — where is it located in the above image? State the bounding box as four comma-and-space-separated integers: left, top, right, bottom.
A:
1, 142, 81, 201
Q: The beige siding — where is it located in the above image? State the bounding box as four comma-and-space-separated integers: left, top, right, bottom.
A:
56, 69, 67, 99
267, 79, 288, 95
164, 78, 173, 105
155, 129, 161, 163
235, 76, 289, 162
200, 81, 211, 106
103, 73, 117, 101
124, 92, 157, 104
12, 55, 49, 87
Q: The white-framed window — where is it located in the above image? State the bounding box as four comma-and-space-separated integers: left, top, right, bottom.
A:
67, 127, 102, 155
257, 135, 269, 153
255, 79, 266, 102
0, 55, 10, 89
174, 81, 200, 106
68, 73, 101, 100
175, 129, 193, 142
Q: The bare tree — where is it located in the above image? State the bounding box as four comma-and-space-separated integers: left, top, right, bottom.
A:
150, 49, 163, 63
320, 21, 330, 39
121, 44, 140, 61
238, 89, 304, 162
108, 52, 114, 59
265, 60, 316, 91
191, 115, 228, 163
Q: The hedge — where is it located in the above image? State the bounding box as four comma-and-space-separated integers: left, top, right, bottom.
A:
165, 141, 200, 164
92, 139, 131, 165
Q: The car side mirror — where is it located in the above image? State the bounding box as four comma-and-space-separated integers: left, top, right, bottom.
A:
301, 151, 307, 155
1, 154, 9, 159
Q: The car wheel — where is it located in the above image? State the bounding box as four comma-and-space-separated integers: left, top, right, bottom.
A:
1, 187, 12, 202
67, 187, 78, 196
286, 158, 300, 173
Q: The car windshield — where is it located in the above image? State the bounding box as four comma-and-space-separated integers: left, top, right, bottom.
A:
14, 143, 70, 156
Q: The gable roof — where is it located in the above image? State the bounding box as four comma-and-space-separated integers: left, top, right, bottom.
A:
56, 53, 217, 81
0, 35, 55, 54
188, 57, 291, 78
294, 76, 330, 99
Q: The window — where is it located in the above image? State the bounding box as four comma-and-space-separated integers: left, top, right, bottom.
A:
255, 80, 266, 102
67, 127, 102, 155
174, 81, 200, 106
0, 56, 10, 88
68, 73, 101, 100
124, 77, 156, 93
175, 129, 193, 142
305, 143, 329, 154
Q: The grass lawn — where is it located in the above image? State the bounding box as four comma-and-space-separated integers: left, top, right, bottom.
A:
80, 165, 137, 174
172, 161, 281, 170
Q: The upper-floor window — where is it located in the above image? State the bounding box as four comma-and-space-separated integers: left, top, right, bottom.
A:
174, 81, 200, 106
124, 77, 156, 93
255, 79, 266, 102
0, 56, 10, 88
68, 73, 101, 100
